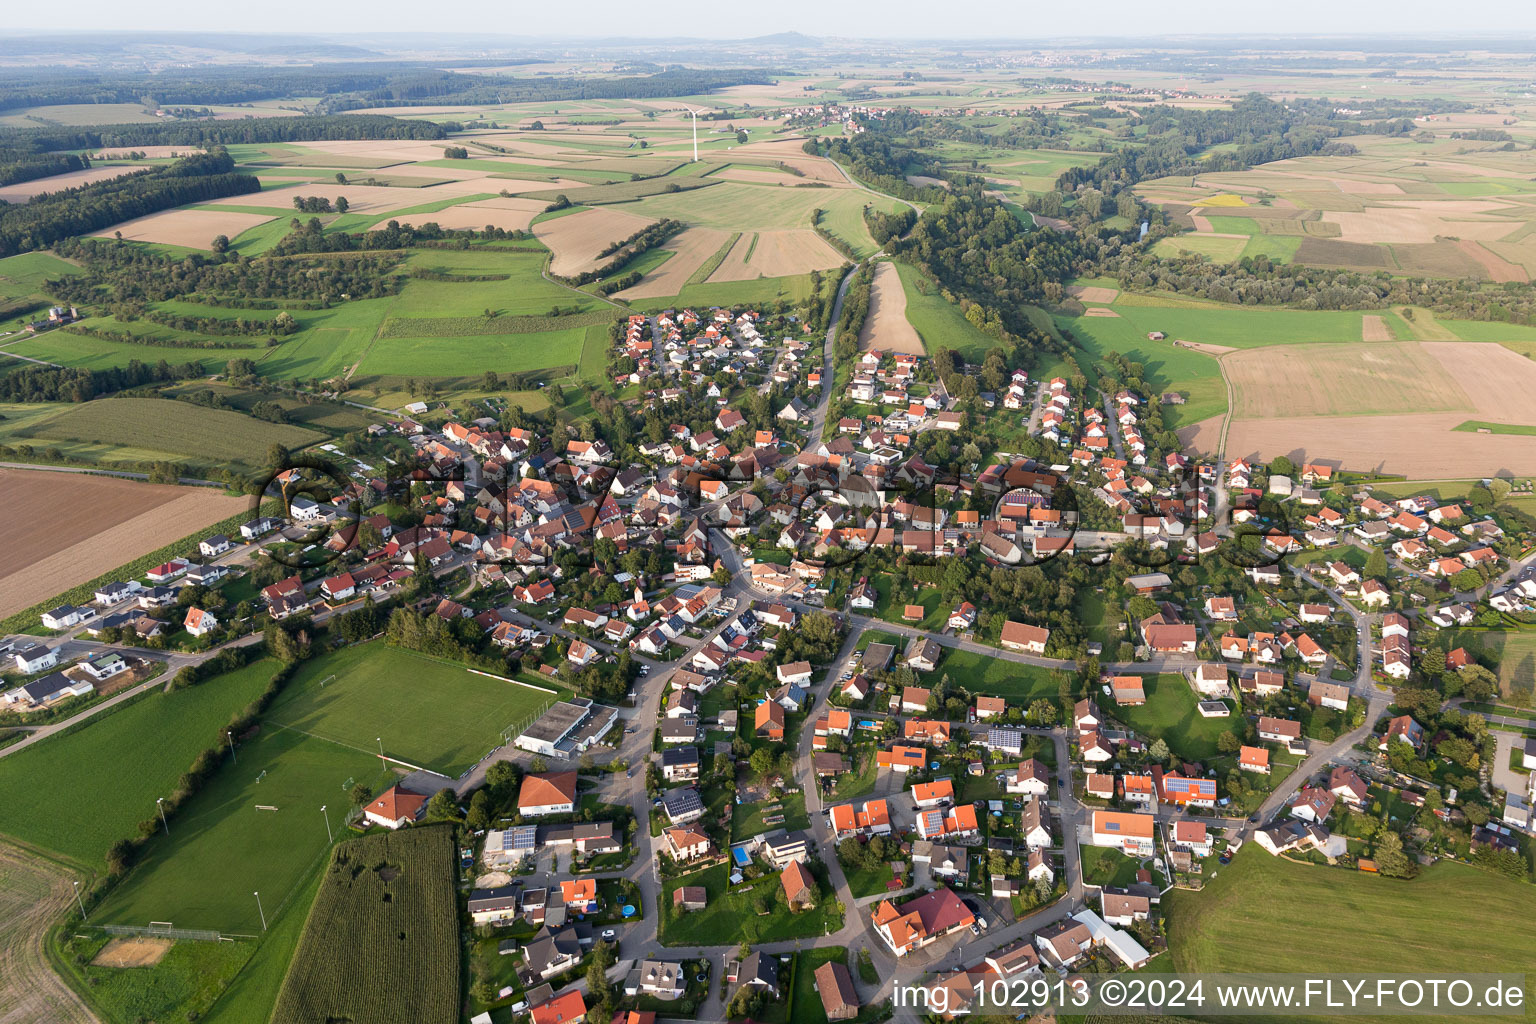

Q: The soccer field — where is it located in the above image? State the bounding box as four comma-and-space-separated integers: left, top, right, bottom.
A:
94, 723, 390, 934
263, 643, 565, 776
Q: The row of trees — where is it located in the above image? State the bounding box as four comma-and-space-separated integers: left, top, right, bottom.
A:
0, 149, 259, 258
53, 231, 402, 306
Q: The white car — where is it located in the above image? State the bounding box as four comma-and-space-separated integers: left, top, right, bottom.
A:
602, 928, 616, 940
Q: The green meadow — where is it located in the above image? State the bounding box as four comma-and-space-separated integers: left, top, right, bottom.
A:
0, 660, 279, 867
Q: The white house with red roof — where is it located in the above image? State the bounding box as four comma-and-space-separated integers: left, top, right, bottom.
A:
363, 785, 428, 829
183, 607, 218, 637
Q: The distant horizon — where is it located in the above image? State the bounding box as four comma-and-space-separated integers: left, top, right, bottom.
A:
8, 1, 1536, 44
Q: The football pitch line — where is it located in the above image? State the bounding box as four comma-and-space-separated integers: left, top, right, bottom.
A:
266, 720, 393, 763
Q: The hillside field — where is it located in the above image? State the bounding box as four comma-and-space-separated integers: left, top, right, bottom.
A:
1167, 848, 1536, 1022
0, 397, 323, 470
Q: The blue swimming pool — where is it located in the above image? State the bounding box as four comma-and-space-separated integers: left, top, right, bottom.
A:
732, 846, 751, 866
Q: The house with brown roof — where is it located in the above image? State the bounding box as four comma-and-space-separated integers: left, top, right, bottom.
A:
974, 695, 1006, 720
900, 686, 931, 713
1000, 620, 1049, 654
1329, 766, 1369, 807
1035, 918, 1094, 967
1307, 680, 1349, 711
780, 860, 817, 908
813, 960, 860, 1021
1290, 786, 1336, 823
673, 886, 707, 911
1100, 890, 1152, 927
1007, 758, 1051, 797
1258, 716, 1303, 744
871, 886, 975, 956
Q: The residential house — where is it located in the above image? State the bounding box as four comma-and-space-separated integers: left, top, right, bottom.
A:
1090, 811, 1156, 855
518, 772, 579, 817
363, 786, 428, 829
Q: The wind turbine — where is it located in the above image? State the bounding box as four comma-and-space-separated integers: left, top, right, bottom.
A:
684, 107, 704, 162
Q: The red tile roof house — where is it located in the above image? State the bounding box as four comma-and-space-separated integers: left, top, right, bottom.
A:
363, 786, 428, 829
319, 572, 356, 602
518, 771, 578, 817
871, 886, 975, 956
530, 990, 586, 1024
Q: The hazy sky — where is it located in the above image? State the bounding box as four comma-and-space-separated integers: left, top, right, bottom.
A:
20, 0, 1536, 40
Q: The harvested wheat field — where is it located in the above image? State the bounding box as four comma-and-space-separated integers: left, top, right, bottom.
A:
1083, 307, 1121, 318
91, 937, 172, 968
711, 166, 808, 186
0, 468, 247, 619
208, 182, 439, 215
1067, 285, 1119, 304
1322, 206, 1517, 245
1178, 341, 1237, 356
373, 198, 546, 233
536, 207, 658, 277
1175, 414, 1223, 455
708, 230, 843, 282
0, 164, 149, 203
1225, 342, 1470, 419
1455, 240, 1528, 283
614, 227, 731, 299
93, 209, 275, 248
1361, 315, 1392, 341
1424, 342, 1536, 419
857, 261, 925, 355
1220, 414, 1536, 477
0, 843, 98, 1024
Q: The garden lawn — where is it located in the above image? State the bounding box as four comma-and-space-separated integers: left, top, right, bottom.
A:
658, 863, 842, 946
1080, 845, 1146, 889
873, 579, 948, 632
842, 859, 903, 900
934, 648, 1062, 702
0, 659, 278, 867
1110, 674, 1243, 761
733, 790, 809, 838
1166, 847, 1536, 1022
92, 722, 392, 934
262, 642, 567, 775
